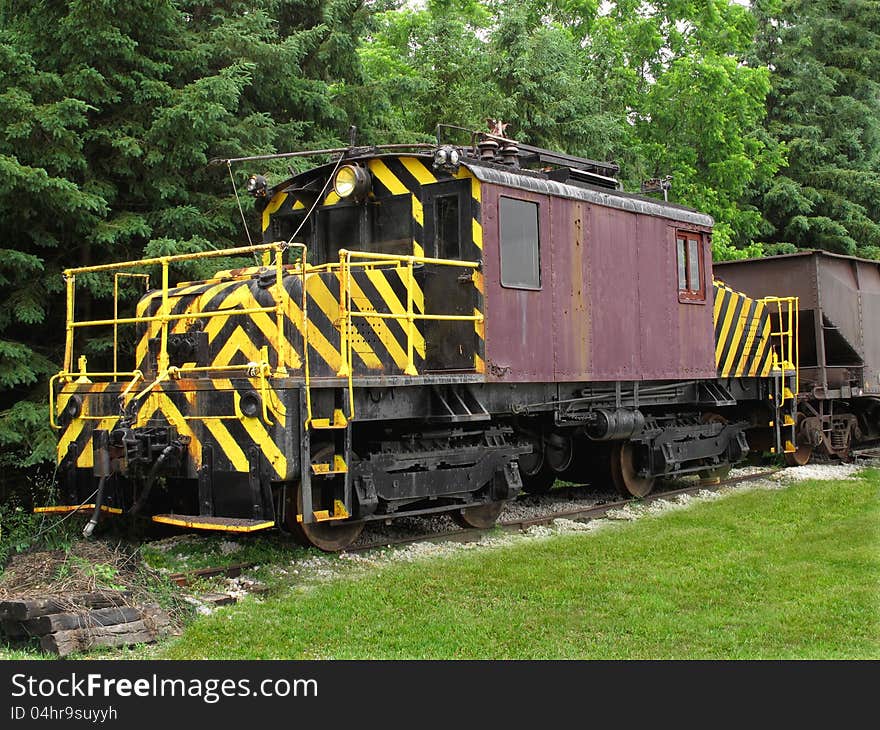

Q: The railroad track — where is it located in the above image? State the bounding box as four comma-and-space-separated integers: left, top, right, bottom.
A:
163, 469, 778, 585
346, 468, 780, 553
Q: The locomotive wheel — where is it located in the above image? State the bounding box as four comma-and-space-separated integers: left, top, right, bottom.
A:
518, 433, 555, 494
520, 462, 557, 494
451, 500, 505, 529
784, 444, 813, 467
284, 481, 364, 553
609, 442, 655, 498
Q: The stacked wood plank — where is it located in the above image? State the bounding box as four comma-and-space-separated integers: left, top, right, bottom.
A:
0, 591, 175, 656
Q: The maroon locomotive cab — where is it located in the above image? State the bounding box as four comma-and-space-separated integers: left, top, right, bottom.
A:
479, 176, 717, 383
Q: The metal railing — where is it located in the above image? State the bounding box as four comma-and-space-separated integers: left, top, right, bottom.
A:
52, 240, 484, 430
53, 241, 308, 428
334, 249, 483, 419
761, 295, 800, 396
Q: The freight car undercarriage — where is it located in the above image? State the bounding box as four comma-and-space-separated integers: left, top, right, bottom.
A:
52, 373, 784, 551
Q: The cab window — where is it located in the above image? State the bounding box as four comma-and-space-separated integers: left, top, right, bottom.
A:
500, 197, 541, 289
676, 231, 705, 302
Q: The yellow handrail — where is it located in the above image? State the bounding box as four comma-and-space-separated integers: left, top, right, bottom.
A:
334, 248, 484, 419
761, 295, 800, 397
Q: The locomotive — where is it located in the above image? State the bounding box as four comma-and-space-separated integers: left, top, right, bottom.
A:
44, 126, 800, 551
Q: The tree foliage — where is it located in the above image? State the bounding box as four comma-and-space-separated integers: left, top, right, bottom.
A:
751, 0, 880, 257
0, 0, 368, 469
0, 0, 878, 472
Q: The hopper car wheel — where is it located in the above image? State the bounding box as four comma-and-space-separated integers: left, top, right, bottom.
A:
610, 442, 655, 498
284, 482, 364, 553
784, 444, 813, 467
452, 501, 505, 529
784, 414, 813, 467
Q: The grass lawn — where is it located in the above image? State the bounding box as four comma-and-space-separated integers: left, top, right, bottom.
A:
158, 470, 880, 659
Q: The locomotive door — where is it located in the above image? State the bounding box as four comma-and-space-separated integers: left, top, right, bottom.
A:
420, 180, 477, 371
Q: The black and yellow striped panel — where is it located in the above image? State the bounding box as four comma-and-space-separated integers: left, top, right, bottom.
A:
134, 268, 428, 377
55, 378, 292, 479
713, 280, 774, 377
261, 154, 485, 373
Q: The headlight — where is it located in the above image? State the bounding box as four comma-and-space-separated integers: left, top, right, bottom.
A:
239, 391, 261, 418
333, 164, 370, 199
65, 395, 83, 419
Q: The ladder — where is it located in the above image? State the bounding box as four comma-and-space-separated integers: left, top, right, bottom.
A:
297, 265, 354, 526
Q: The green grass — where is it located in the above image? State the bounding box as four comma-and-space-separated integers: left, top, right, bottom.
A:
158, 471, 880, 659
139, 532, 309, 573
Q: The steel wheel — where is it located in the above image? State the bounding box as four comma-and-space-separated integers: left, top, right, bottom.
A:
520, 462, 556, 494
784, 443, 813, 466
451, 500, 505, 529
284, 481, 363, 552
610, 442, 655, 498
784, 413, 814, 466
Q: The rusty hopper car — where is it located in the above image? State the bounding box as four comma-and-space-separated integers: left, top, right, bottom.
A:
716, 251, 880, 463
45, 128, 798, 551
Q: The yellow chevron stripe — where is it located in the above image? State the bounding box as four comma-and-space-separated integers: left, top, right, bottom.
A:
731, 309, 761, 377
365, 269, 426, 358
212, 325, 264, 367
135, 390, 201, 468
370, 159, 409, 196
474, 353, 485, 373
715, 296, 737, 366
237, 408, 287, 479
474, 307, 485, 340
713, 283, 725, 328
473, 270, 484, 295
286, 284, 342, 373
344, 274, 408, 369
57, 417, 86, 463
401, 157, 437, 186
202, 418, 249, 472
75, 383, 115, 467
472, 219, 483, 250
411, 193, 425, 257
721, 307, 748, 377
309, 274, 382, 369
753, 318, 773, 377
324, 190, 341, 206
205, 284, 251, 343
76, 416, 119, 468
204, 379, 256, 473
261, 192, 288, 232
396, 266, 424, 313
209, 283, 302, 369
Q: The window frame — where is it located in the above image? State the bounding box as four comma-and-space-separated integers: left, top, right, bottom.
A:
676, 230, 706, 303
499, 195, 542, 291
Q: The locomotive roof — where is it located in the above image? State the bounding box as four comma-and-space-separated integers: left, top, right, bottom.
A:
273, 150, 714, 229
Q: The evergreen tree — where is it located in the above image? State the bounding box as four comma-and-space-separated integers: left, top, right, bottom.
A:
0, 0, 369, 470
752, 0, 880, 257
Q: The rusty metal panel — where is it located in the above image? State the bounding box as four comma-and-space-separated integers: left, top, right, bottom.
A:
481, 184, 556, 381
715, 253, 820, 308
550, 198, 591, 378
483, 182, 716, 383
637, 217, 674, 378
856, 259, 880, 392
588, 206, 641, 379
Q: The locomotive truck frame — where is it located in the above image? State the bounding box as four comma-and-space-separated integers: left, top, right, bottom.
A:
44, 128, 801, 551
